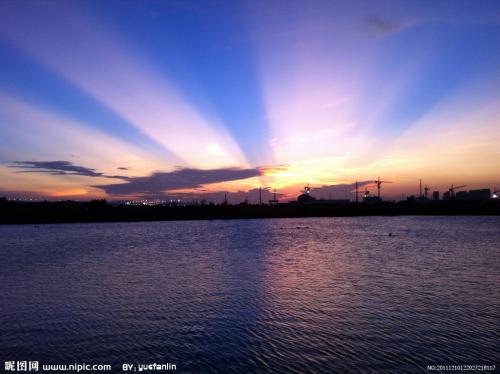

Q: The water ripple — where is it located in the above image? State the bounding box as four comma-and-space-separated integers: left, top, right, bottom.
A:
1, 217, 499, 372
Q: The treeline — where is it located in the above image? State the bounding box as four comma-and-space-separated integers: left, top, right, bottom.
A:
1, 197, 499, 224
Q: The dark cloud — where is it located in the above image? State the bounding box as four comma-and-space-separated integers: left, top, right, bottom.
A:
12, 161, 106, 178
365, 12, 500, 38
364, 16, 416, 36
9, 162, 266, 198
94, 167, 262, 196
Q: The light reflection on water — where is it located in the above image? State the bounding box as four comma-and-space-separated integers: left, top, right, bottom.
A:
1, 216, 499, 372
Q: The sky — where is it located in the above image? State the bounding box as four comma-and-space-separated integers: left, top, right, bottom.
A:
0, 0, 499, 203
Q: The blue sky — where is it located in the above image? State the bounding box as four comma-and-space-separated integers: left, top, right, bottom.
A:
1, 0, 499, 201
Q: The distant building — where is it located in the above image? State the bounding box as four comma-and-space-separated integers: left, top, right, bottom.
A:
269, 189, 279, 205
297, 193, 316, 204
297, 185, 316, 204
318, 199, 350, 205
433, 191, 440, 201
470, 189, 491, 201
456, 189, 491, 201
416, 196, 429, 204
363, 196, 381, 204
443, 188, 491, 201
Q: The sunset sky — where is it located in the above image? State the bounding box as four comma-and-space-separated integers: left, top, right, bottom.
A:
1, 0, 499, 202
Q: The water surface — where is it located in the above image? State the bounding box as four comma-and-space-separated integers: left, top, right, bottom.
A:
1, 217, 499, 372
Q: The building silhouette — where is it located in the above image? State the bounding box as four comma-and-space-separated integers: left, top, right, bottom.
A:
456, 189, 491, 201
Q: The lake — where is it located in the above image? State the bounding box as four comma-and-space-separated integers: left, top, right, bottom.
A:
1, 217, 499, 373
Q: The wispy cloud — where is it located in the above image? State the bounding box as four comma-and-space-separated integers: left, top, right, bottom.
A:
363, 11, 500, 38
10, 160, 129, 181
364, 15, 418, 37
12, 161, 107, 178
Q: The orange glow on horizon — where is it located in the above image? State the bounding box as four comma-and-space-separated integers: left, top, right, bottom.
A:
49, 188, 89, 197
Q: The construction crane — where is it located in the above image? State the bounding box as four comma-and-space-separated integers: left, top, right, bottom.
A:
269, 188, 279, 205
448, 184, 467, 199
374, 177, 393, 200
364, 189, 370, 198
424, 185, 430, 198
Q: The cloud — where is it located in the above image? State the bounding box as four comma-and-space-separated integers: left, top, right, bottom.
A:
11, 161, 106, 178
94, 167, 262, 196
364, 16, 417, 36
10, 160, 129, 181
364, 11, 500, 38
259, 164, 289, 176
8, 161, 271, 199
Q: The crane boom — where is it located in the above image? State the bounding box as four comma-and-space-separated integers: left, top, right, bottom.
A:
374, 177, 393, 199
448, 184, 467, 199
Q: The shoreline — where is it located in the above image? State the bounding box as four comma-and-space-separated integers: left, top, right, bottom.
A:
1, 199, 499, 225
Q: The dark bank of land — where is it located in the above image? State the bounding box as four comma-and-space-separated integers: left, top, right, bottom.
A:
1, 197, 499, 224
